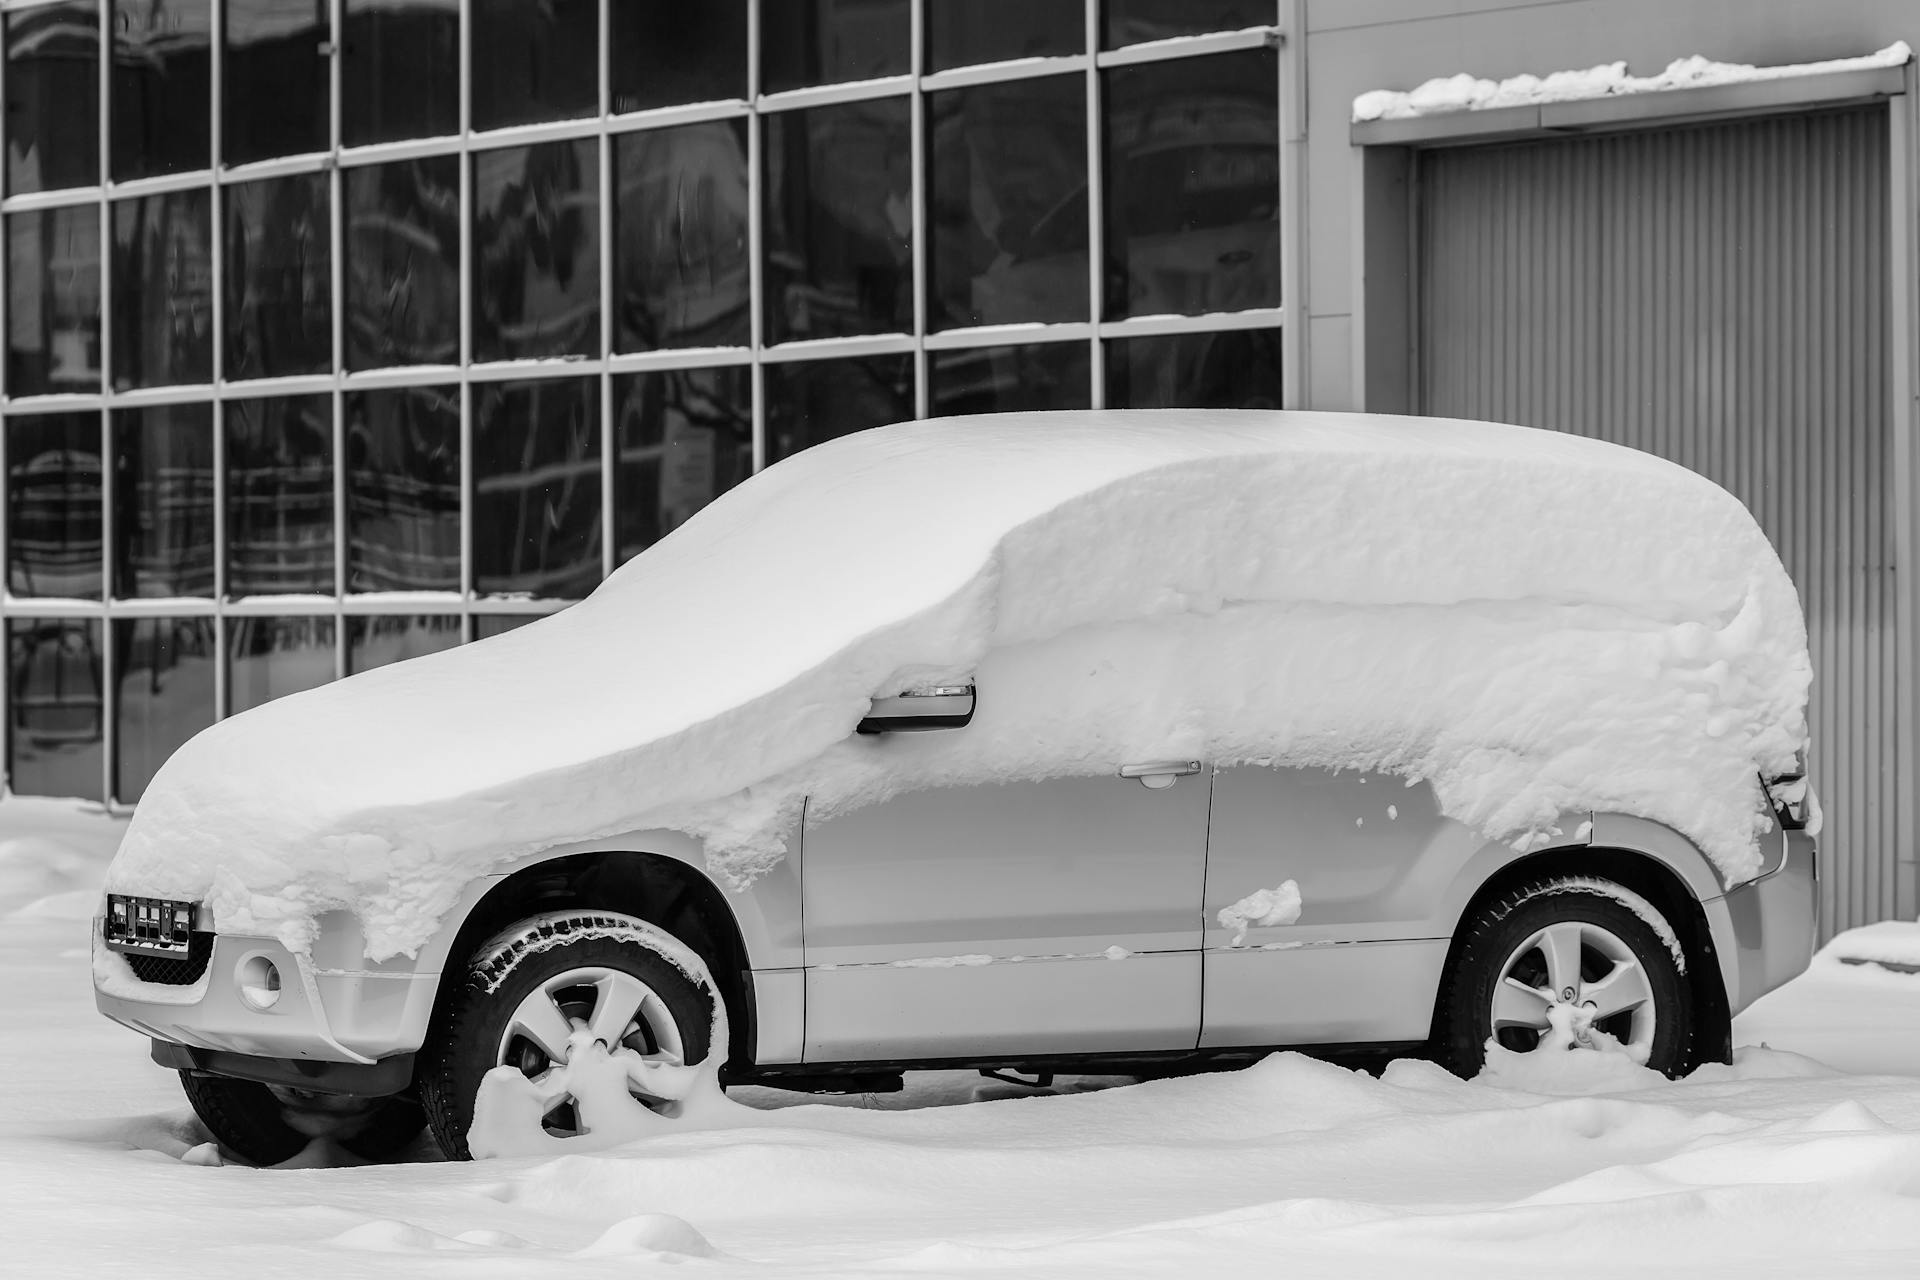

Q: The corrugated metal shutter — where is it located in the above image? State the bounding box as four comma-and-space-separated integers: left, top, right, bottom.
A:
1418, 107, 1895, 937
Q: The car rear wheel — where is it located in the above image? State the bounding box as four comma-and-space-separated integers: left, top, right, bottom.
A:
417, 911, 715, 1160
1432, 876, 1693, 1078
178, 1071, 425, 1166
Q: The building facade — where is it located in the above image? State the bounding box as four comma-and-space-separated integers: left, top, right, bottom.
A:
4, 1, 1916, 934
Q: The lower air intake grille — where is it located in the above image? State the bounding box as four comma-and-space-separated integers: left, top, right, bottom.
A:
125, 932, 214, 986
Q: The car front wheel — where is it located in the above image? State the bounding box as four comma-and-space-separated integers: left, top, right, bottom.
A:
1432, 876, 1693, 1078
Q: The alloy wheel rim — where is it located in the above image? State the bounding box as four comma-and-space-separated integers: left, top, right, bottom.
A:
496, 965, 686, 1136
1489, 919, 1657, 1060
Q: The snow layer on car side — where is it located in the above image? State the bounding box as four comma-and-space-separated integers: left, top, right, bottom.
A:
1353, 42, 1911, 122
105, 411, 1811, 960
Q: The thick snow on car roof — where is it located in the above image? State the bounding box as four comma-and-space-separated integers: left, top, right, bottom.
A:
106, 411, 1811, 959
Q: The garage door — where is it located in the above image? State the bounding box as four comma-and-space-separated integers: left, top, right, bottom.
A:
1418, 107, 1894, 937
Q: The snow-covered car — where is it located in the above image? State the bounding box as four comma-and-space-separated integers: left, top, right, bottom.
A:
92, 410, 1819, 1163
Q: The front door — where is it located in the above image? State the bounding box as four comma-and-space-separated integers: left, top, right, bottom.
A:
802, 763, 1210, 1062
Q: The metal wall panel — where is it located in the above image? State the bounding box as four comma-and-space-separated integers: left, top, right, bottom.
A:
1418, 108, 1895, 937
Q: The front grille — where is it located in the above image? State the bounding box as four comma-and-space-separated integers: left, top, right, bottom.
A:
123, 932, 213, 986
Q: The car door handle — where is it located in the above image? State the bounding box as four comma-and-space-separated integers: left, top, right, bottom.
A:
1119, 761, 1203, 789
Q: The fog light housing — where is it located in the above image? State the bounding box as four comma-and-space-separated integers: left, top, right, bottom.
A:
237, 955, 282, 1011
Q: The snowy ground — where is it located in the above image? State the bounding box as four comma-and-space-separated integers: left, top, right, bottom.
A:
7, 798, 1920, 1278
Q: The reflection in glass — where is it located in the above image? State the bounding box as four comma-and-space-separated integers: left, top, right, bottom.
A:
764, 356, 911, 463
930, 342, 1090, 417
473, 141, 600, 361
224, 0, 327, 165
761, 0, 907, 94
614, 369, 750, 566
472, 378, 600, 598
346, 386, 460, 592
610, 1, 745, 114
7, 413, 102, 599
346, 158, 460, 369
113, 616, 215, 801
927, 0, 1080, 72
112, 405, 214, 599
7, 207, 102, 396
112, 0, 212, 180
474, 614, 538, 640
1105, 328, 1283, 409
8, 619, 104, 800
763, 100, 911, 344
1103, 50, 1280, 319
343, 0, 458, 146
112, 191, 214, 389
226, 174, 331, 380
1104, 0, 1275, 48
928, 76, 1085, 330
471, 0, 595, 132
615, 122, 750, 351
229, 615, 335, 713
346, 614, 460, 673
225, 395, 333, 596
5, 2, 99, 194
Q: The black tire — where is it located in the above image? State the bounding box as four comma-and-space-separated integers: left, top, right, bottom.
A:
1432, 876, 1694, 1079
178, 1071, 426, 1165
418, 911, 716, 1160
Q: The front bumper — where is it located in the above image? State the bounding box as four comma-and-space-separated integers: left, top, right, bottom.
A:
93, 924, 439, 1070
1708, 827, 1818, 1016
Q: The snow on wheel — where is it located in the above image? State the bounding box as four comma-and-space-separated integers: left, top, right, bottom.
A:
1433, 876, 1694, 1078
418, 911, 722, 1160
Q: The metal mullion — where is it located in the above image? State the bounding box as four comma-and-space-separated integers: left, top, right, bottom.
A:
337, 135, 464, 170
598, 0, 614, 584
910, 0, 926, 419
1095, 28, 1278, 69
108, 383, 223, 409
924, 322, 1096, 351
1084, 0, 1104, 409
467, 116, 606, 152
220, 595, 343, 618
216, 153, 331, 184
104, 169, 215, 200
211, 389, 228, 708
1280, 2, 1302, 408
1098, 307, 1287, 340
608, 347, 754, 375
0, 596, 113, 615
757, 76, 913, 114
746, 0, 764, 473
0, 187, 105, 214
0, 14, 6, 407
329, 0, 346, 653
97, 408, 113, 803
339, 592, 461, 615
920, 56, 1090, 93
458, 2, 473, 616
217, 374, 335, 400
341, 364, 465, 390
761, 334, 916, 363
607, 99, 752, 136
103, 598, 219, 618
466, 357, 609, 383
2, 394, 107, 414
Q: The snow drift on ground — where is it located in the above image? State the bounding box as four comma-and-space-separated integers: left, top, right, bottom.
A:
106, 410, 1810, 959
1353, 41, 1912, 122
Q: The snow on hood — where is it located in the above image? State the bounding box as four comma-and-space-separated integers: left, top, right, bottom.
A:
106, 411, 1811, 959
1353, 42, 1912, 122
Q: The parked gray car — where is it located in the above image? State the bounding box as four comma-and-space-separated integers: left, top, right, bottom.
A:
92, 411, 1819, 1163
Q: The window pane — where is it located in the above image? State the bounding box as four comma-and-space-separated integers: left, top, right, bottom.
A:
928, 76, 1086, 330
225, 394, 333, 596
1103, 0, 1275, 48
615, 121, 750, 352
473, 140, 601, 361
471, 0, 595, 132
111, 0, 211, 181
930, 342, 1090, 417
112, 190, 214, 390
113, 616, 215, 801
345, 157, 459, 369
1104, 328, 1283, 409
346, 385, 460, 592
224, 0, 328, 166
473, 614, 537, 640
5, 2, 100, 194
1103, 49, 1280, 319
761, 0, 907, 94
764, 355, 912, 464
7, 619, 104, 799
472, 378, 601, 598
927, 0, 1081, 72
112, 405, 214, 599
347, 614, 460, 673
610, 0, 745, 114
613, 368, 751, 566
7, 207, 103, 396
225, 173, 332, 379
343, 0, 458, 146
228, 615, 334, 713
6, 412, 102, 599
763, 100, 911, 345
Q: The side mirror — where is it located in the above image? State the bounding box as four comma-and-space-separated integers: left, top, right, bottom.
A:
856, 685, 976, 735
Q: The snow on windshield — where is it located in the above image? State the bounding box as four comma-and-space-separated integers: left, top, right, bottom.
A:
105, 410, 1811, 960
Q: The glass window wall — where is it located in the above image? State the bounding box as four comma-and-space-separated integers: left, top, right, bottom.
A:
7, 619, 104, 799
472, 377, 600, 598
5, 1, 100, 195
224, 395, 333, 597
472, 141, 600, 362
7, 207, 102, 397
346, 386, 461, 593
225, 174, 332, 380
111, 405, 215, 599
223, 0, 328, 166
614, 368, 751, 565
343, 0, 459, 146
610, 0, 746, 114
113, 616, 215, 799
228, 615, 334, 713
345, 158, 460, 370
470, 0, 596, 132
111, 191, 214, 390
111, 0, 211, 181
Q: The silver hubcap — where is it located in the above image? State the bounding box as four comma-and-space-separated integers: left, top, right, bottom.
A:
1490, 919, 1657, 1063
498, 966, 686, 1137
